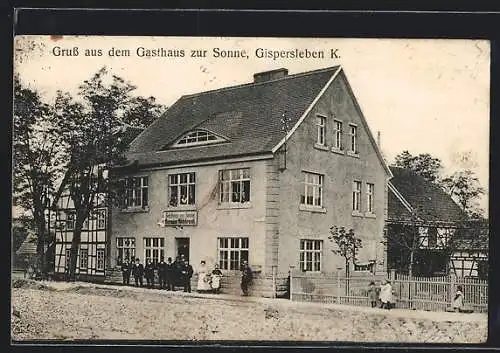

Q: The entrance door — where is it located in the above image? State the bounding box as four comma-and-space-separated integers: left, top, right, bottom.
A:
175, 238, 190, 262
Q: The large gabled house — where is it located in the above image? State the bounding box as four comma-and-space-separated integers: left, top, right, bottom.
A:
387, 166, 488, 278
107, 65, 392, 279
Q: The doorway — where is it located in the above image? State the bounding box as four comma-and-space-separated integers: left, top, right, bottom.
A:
175, 238, 190, 262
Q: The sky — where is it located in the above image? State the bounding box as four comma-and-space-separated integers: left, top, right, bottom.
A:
14, 36, 490, 213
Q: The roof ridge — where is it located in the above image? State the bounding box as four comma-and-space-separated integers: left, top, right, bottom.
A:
180, 65, 341, 100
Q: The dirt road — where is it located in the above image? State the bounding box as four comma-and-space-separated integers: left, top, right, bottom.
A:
11, 279, 487, 343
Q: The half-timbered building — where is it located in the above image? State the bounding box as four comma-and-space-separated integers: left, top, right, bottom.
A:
387, 166, 488, 278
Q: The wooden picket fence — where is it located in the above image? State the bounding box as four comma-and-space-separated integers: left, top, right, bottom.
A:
290, 271, 488, 313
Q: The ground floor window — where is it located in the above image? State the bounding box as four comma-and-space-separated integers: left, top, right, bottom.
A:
65, 248, 71, 270
144, 237, 165, 265
218, 237, 249, 270
116, 237, 136, 264
299, 239, 322, 272
97, 249, 105, 270
354, 262, 374, 273
79, 249, 88, 269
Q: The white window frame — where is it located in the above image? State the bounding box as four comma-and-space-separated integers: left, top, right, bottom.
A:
349, 124, 358, 154
436, 228, 454, 248
66, 211, 75, 231
418, 227, 429, 248
352, 180, 362, 211
123, 176, 149, 209
218, 237, 249, 271
144, 237, 165, 265
96, 209, 106, 229
299, 239, 323, 272
96, 249, 105, 271
172, 129, 225, 148
79, 248, 88, 269
333, 120, 343, 150
168, 172, 196, 207
65, 248, 71, 269
366, 183, 375, 213
116, 237, 136, 264
219, 168, 251, 204
301, 172, 324, 207
316, 115, 326, 146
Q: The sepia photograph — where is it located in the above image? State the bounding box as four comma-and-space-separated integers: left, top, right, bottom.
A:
12, 36, 489, 343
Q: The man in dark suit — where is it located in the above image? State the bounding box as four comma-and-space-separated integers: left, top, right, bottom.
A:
121, 258, 131, 285
132, 258, 144, 287
181, 260, 194, 293
145, 259, 155, 288
240, 260, 253, 296
166, 257, 174, 291
157, 258, 167, 289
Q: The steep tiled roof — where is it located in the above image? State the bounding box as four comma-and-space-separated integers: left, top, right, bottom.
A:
126, 66, 339, 167
388, 166, 467, 223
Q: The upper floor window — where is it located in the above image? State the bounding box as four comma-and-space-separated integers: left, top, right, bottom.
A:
349, 124, 358, 154
301, 172, 324, 207
172, 129, 225, 148
352, 180, 361, 211
169, 172, 196, 207
66, 211, 75, 231
123, 176, 149, 209
366, 183, 374, 213
219, 168, 250, 204
334, 120, 343, 150
316, 116, 326, 146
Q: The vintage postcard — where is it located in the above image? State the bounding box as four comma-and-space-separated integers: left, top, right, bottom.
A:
12, 36, 489, 343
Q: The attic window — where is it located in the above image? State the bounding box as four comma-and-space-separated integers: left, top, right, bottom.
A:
171, 129, 226, 148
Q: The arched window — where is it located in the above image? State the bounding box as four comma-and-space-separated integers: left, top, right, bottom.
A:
171, 129, 226, 148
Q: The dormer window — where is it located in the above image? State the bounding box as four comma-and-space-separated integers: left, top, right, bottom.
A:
171, 129, 226, 148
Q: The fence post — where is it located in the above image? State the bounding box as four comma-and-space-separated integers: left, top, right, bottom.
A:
272, 265, 277, 299
449, 274, 456, 305
336, 267, 342, 304
408, 274, 413, 310
289, 266, 294, 301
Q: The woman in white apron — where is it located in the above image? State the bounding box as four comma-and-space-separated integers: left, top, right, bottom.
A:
196, 260, 212, 292
211, 264, 223, 293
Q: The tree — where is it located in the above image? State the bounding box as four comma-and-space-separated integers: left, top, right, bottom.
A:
441, 169, 485, 218
53, 67, 165, 281
13, 75, 66, 273
328, 226, 362, 278
384, 217, 422, 277
394, 151, 443, 183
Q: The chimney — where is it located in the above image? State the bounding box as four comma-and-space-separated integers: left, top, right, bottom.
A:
253, 68, 289, 83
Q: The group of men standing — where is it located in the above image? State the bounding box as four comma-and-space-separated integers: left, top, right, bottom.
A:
120, 255, 194, 292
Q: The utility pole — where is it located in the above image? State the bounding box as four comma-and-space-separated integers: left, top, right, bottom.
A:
279, 111, 291, 171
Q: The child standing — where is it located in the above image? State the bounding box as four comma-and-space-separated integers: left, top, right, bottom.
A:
453, 285, 464, 312
367, 281, 378, 308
